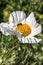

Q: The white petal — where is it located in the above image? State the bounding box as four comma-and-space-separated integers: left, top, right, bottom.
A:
26, 12, 37, 27
17, 34, 41, 43
26, 12, 41, 37
32, 24, 41, 36
28, 24, 41, 37
31, 37, 41, 43
8, 14, 14, 28
0, 23, 15, 36
21, 19, 26, 24
18, 36, 25, 43
9, 11, 26, 26
26, 37, 41, 43
15, 11, 26, 22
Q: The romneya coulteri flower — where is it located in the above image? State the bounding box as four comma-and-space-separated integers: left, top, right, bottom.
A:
0, 11, 42, 43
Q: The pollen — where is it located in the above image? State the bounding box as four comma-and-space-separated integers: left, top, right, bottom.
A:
16, 23, 31, 36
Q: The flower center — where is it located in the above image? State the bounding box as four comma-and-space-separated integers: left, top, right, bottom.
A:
16, 23, 31, 36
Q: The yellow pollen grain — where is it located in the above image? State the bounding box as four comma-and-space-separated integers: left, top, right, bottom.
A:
16, 23, 31, 36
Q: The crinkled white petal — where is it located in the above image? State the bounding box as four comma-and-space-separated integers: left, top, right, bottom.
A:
18, 36, 41, 43
9, 11, 26, 26
28, 24, 41, 37
0, 23, 15, 36
21, 19, 26, 24
26, 12, 41, 37
26, 12, 37, 27
31, 37, 41, 43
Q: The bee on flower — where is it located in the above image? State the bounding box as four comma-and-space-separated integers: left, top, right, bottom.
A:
0, 11, 42, 43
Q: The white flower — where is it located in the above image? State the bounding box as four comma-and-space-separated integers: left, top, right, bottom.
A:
0, 11, 42, 43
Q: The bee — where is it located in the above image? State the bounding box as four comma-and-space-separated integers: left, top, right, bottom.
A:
17, 23, 22, 26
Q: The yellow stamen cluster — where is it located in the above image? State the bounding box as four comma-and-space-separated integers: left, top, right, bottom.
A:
16, 23, 31, 36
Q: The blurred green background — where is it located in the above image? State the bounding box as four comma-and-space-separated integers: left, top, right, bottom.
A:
0, 0, 43, 65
